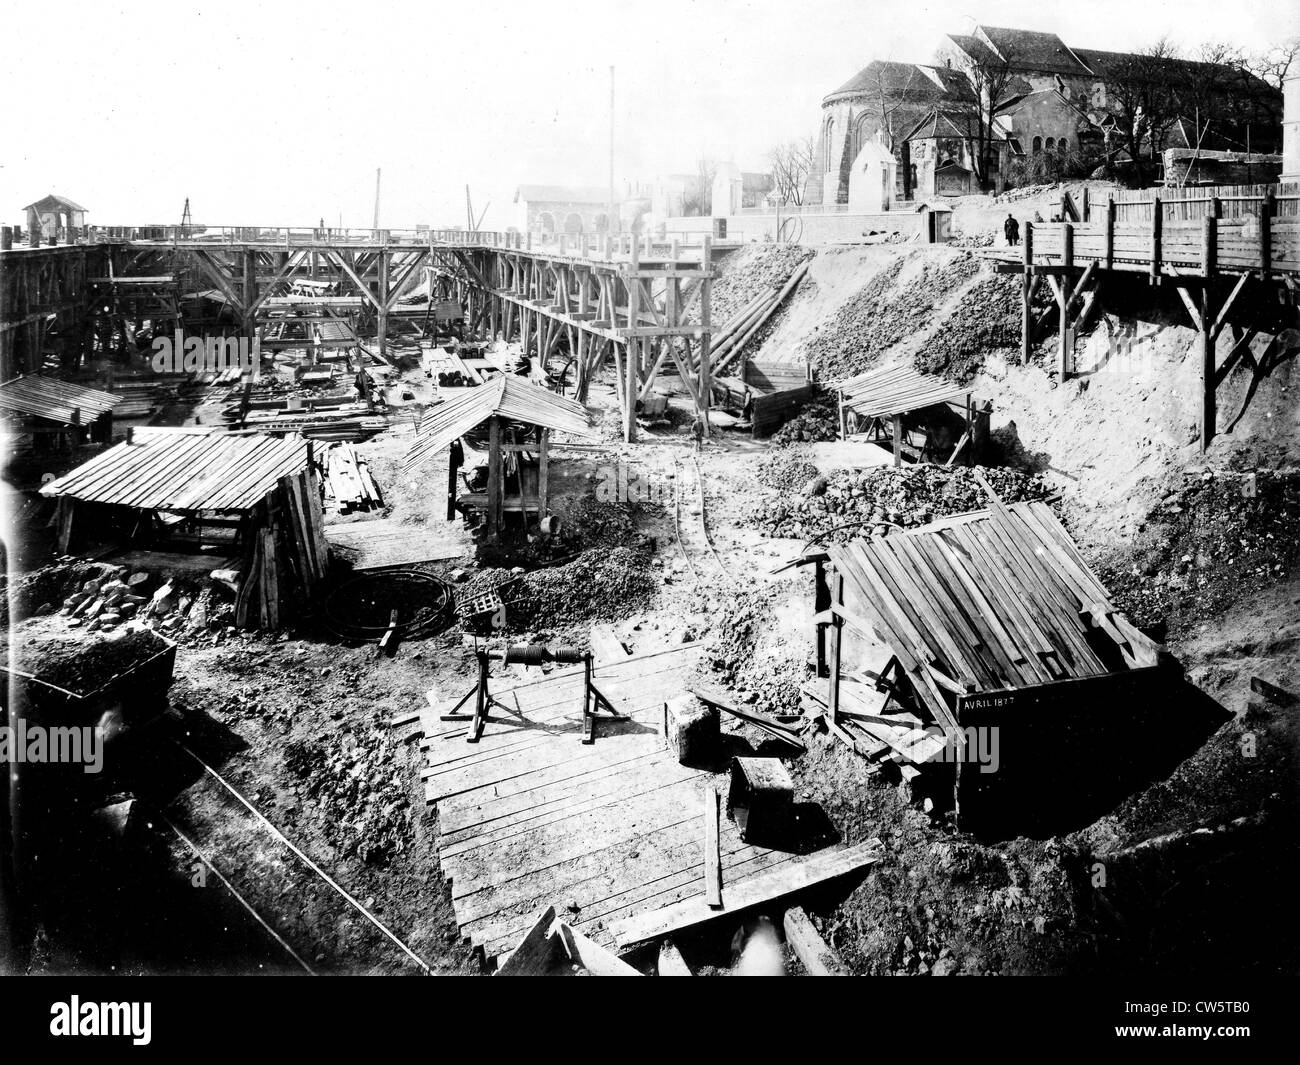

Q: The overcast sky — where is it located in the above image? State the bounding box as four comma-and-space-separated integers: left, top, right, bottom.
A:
2, 0, 1295, 230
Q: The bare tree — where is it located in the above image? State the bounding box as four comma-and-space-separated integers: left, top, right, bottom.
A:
768, 137, 816, 205
1096, 38, 1184, 186
938, 40, 1023, 190
683, 156, 718, 216
1249, 36, 1300, 89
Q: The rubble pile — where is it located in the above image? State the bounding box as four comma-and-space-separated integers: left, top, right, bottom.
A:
704, 588, 809, 717
57, 568, 233, 636
702, 244, 816, 326
752, 465, 1051, 542
755, 452, 824, 494
12, 626, 169, 693
283, 731, 412, 865
948, 232, 995, 249
770, 388, 840, 444
804, 255, 981, 381
915, 273, 1020, 384
1096, 470, 1300, 633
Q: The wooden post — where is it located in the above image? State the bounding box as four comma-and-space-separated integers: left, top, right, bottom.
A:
1261, 188, 1274, 279
1200, 286, 1216, 453
828, 573, 844, 725
624, 240, 640, 442
698, 235, 712, 434
891, 413, 903, 466
378, 249, 390, 358
1059, 222, 1074, 380
538, 426, 549, 520
1150, 193, 1162, 281
1202, 216, 1216, 279
1104, 198, 1115, 271
487, 416, 502, 539
1020, 222, 1033, 365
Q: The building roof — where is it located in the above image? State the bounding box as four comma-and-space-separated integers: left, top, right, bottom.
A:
944, 33, 1003, 70
403, 375, 592, 473
838, 363, 969, 416
904, 108, 993, 142
0, 376, 121, 426
826, 60, 958, 103
23, 194, 87, 212
826, 498, 1150, 733
41, 429, 311, 511
975, 26, 1094, 77
514, 185, 613, 206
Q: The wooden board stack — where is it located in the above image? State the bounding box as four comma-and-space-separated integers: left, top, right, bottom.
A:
323, 442, 383, 512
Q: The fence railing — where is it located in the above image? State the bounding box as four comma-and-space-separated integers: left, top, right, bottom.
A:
1104, 182, 1300, 223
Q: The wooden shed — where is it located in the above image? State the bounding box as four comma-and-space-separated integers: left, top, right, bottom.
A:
837, 363, 984, 465
0, 374, 120, 449
403, 375, 592, 539
39, 428, 328, 629
806, 482, 1177, 834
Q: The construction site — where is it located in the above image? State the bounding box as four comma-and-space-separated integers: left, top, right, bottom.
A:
2, 2, 1299, 990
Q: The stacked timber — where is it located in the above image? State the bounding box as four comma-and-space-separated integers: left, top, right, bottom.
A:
702, 261, 809, 377
322, 442, 383, 512
234, 468, 330, 630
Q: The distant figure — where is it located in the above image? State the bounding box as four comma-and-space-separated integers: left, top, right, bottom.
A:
1004, 214, 1020, 247
691, 414, 705, 452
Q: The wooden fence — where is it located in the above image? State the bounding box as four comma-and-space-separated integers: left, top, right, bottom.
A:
1103, 182, 1300, 222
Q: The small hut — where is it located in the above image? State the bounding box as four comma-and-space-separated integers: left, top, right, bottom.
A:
837, 364, 985, 465
403, 375, 592, 539
0, 375, 120, 450
39, 428, 327, 629
24, 194, 87, 243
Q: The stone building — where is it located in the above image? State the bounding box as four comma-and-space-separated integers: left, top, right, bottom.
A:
514, 186, 614, 237
806, 25, 1281, 204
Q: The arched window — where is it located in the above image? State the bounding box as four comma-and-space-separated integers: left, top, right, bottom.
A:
823, 116, 836, 173
1032, 135, 1042, 153
1057, 137, 1069, 153
1045, 137, 1055, 151
564, 213, 583, 236
538, 212, 555, 234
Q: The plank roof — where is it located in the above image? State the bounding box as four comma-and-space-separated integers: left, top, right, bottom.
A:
826, 499, 1146, 733
40, 429, 310, 511
403, 375, 592, 473
838, 363, 968, 419
0, 375, 122, 426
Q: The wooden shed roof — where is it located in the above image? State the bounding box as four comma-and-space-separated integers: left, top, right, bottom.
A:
838, 364, 968, 419
40, 429, 310, 511
826, 493, 1158, 733
0, 375, 121, 426
403, 375, 592, 473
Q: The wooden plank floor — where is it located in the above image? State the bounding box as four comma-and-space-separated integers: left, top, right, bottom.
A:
325, 516, 470, 569
417, 643, 806, 960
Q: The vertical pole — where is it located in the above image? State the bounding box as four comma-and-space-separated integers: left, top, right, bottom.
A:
373, 167, 381, 232
828, 573, 844, 725
1104, 198, 1115, 271
892, 413, 903, 466
1261, 188, 1274, 279
624, 238, 639, 442
1021, 222, 1033, 365
378, 247, 389, 360
1059, 222, 1074, 381
538, 427, 549, 520
487, 416, 502, 539
698, 234, 712, 434
1202, 215, 1217, 279
1201, 285, 1216, 453
1150, 193, 1162, 281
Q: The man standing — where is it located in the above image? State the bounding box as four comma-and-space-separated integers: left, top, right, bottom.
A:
1004, 213, 1020, 247
691, 413, 705, 453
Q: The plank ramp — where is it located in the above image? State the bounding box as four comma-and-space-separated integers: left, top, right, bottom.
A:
417, 643, 811, 961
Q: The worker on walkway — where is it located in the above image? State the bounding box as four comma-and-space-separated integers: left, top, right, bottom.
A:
691, 413, 706, 453
1004, 213, 1020, 247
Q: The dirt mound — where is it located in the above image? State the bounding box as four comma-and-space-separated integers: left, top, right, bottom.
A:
755, 452, 823, 494
706, 244, 816, 327
0, 560, 117, 628
915, 273, 1020, 384
753, 464, 1051, 542
12, 625, 169, 693
803, 254, 981, 381
1092, 470, 1300, 637
702, 585, 812, 716
770, 388, 839, 445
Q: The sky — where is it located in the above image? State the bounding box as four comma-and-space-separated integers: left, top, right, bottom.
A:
1, 0, 1296, 231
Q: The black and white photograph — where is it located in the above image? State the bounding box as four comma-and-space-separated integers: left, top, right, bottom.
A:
0, 0, 1296, 1042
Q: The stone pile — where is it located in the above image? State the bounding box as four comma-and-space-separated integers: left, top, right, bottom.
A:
771, 389, 839, 444
752, 464, 1051, 542
915, 273, 1021, 384
60, 568, 233, 635
702, 244, 816, 328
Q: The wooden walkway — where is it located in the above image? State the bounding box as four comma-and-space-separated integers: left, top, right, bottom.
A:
415, 643, 812, 962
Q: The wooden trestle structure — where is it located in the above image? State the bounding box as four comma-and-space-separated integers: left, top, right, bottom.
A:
990, 185, 1300, 452
425, 230, 715, 443
2, 228, 716, 444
